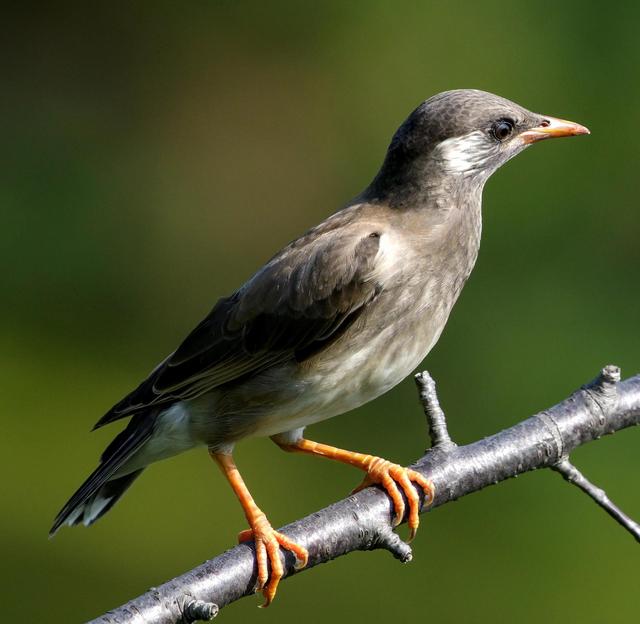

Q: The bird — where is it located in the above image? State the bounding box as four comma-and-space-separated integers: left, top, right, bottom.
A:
50, 89, 589, 606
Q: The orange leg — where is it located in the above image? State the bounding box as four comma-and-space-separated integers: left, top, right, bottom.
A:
274, 438, 434, 541
210, 451, 308, 607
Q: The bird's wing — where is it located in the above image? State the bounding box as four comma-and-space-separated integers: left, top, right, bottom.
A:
94, 214, 384, 428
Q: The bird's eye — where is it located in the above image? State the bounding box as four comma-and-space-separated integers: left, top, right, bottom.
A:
491, 120, 514, 142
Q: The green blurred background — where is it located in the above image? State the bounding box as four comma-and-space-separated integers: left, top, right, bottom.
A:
3, 2, 639, 622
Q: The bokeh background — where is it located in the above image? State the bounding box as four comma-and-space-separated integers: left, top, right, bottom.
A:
3, 2, 639, 622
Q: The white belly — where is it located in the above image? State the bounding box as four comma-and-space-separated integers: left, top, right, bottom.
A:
247, 315, 439, 438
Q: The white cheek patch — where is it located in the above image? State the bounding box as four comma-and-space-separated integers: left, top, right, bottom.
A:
435, 130, 496, 174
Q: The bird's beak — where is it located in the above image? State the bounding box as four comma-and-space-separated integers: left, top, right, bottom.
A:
519, 116, 590, 144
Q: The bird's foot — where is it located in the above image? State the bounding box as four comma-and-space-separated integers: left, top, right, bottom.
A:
237, 514, 309, 607
352, 458, 434, 541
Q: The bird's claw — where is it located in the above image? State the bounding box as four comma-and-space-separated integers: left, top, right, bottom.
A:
238, 517, 309, 607
352, 458, 434, 541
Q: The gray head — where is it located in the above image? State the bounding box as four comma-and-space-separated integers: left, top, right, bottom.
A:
365, 89, 589, 206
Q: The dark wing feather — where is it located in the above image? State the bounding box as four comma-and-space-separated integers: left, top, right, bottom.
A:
94, 216, 382, 429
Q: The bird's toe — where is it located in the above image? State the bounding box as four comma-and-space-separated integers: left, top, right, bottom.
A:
359, 458, 435, 539
240, 518, 309, 607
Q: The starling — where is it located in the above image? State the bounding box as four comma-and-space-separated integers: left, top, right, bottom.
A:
51, 89, 589, 605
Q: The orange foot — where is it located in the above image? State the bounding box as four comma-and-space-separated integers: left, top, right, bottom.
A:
238, 513, 309, 607
352, 458, 434, 541
273, 439, 435, 543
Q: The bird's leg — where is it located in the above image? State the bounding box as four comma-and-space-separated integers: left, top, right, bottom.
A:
210, 451, 308, 607
273, 438, 434, 541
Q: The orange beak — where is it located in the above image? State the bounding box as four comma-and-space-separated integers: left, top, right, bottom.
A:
520, 115, 590, 144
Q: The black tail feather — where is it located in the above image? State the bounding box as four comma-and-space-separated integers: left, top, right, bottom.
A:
50, 414, 155, 536
65, 469, 144, 528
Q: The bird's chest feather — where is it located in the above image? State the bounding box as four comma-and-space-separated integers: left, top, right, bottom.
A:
296, 204, 483, 420
309, 285, 443, 407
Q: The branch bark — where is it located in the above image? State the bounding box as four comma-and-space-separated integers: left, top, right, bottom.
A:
87, 365, 640, 624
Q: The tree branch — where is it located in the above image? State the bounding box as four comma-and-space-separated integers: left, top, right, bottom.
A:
552, 459, 640, 542
87, 365, 640, 624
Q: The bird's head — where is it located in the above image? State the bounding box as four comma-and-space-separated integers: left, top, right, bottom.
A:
367, 89, 589, 205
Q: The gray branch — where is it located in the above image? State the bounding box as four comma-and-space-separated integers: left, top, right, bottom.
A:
87, 365, 640, 624
552, 459, 640, 542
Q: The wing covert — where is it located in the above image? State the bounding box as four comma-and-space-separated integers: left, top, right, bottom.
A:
94, 219, 383, 428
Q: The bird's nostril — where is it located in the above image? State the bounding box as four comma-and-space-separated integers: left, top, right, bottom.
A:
540, 119, 551, 127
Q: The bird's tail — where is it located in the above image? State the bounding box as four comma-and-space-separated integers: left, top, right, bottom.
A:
49, 413, 156, 536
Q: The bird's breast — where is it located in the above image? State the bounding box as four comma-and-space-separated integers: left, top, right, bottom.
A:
288, 206, 482, 426
284, 278, 452, 421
